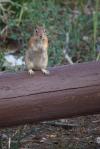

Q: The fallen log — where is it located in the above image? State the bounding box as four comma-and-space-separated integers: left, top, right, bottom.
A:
0, 61, 100, 127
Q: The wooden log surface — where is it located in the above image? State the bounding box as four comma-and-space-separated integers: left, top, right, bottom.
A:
0, 61, 100, 127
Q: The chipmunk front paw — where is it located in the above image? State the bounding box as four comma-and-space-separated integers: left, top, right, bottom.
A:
41, 69, 50, 75
28, 69, 35, 75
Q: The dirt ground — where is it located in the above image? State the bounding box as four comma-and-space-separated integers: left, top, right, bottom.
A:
0, 114, 100, 149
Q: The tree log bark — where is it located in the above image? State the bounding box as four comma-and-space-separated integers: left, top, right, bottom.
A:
0, 61, 100, 127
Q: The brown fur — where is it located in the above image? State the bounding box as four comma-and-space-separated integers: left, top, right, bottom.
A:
25, 26, 49, 75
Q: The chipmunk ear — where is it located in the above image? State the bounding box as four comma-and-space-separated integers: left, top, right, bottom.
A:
43, 24, 45, 28
42, 24, 46, 31
34, 25, 39, 31
35, 25, 39, 29
43, 27, 46, 33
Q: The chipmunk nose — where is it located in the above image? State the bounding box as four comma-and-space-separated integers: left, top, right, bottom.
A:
40, 35, 42, 38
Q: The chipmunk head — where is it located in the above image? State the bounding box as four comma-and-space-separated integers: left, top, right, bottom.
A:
34, 26, 46, 39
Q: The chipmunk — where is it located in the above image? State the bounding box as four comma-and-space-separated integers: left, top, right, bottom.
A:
25, 26, 49, 75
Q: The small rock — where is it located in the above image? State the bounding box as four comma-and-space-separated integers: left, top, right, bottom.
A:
96, 137, 100, 144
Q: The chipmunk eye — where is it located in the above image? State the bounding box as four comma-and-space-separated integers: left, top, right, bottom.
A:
35, 29, 38, 33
